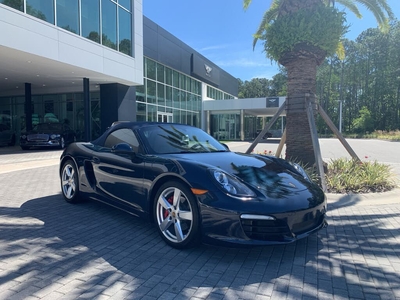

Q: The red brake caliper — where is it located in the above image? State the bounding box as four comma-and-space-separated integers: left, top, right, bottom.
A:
163, 195, 174, 218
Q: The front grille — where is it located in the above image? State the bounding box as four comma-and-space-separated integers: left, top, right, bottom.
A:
28, 134, 49, 142
241, 219, 291, 241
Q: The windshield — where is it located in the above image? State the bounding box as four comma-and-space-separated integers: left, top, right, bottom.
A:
139, 124, 228, 154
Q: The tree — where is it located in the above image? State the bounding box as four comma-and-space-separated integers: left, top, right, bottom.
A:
244, 0, 393, 167
352, 106, 374, 133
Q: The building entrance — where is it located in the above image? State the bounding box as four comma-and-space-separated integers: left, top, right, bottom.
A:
157, 112, 173, 123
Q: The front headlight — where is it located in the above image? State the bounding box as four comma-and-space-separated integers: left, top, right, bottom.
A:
21, 135, 26, 139
210, 169, 256, 198
50, 134, 60, 139
291, 162, 311, 182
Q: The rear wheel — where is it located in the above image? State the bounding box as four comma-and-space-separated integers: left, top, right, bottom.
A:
154, 181, 200, 249
61, 160, 81, 203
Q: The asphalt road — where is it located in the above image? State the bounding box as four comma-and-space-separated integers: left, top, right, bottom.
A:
228, 138, 400, 181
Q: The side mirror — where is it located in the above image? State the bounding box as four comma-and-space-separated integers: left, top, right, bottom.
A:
112, 143, 134, 154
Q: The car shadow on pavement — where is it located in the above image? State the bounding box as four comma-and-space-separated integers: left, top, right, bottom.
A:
0, 194, 399, 299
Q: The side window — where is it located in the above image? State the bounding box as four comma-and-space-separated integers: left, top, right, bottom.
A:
104, 128, 139, 152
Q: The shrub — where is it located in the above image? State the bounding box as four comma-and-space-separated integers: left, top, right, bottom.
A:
324, 158, 397, 193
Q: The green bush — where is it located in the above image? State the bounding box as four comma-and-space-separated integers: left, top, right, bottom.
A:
324, 158, 397, 193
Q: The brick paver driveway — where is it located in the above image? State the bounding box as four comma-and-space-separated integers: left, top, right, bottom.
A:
0, 149, 399, 299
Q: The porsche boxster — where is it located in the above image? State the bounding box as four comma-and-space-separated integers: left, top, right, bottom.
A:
59, 122, 327, 249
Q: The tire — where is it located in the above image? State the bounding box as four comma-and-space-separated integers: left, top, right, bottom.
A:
61, 160, 81, 203
154, 181, 200, 249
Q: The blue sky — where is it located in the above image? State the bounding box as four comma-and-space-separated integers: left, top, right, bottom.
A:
143, 0, 400, 81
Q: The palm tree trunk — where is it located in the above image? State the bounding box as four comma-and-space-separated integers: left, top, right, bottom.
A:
281, 44, 323, 167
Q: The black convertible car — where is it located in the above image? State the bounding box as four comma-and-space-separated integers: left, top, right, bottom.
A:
60, 122, 327, 248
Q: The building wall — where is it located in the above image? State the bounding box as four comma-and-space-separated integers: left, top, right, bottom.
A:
143, 16, 238, 97
0, 3, 143, 90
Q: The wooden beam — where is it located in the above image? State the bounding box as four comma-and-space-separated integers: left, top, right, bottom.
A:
245, 100, 286, 154
306, 100, 327, 192
318, 104, 360, 161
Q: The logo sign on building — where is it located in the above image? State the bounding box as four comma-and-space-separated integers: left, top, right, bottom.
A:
191, 54, 220, 86
266, 97, 279, 108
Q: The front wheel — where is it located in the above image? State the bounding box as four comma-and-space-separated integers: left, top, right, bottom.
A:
154, 181, 200, 249
61, 160, 81, 203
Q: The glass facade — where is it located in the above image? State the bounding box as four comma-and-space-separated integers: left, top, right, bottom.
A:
26, 0, 55, 23
81, 0, 100, 43
2, 0, 133, 56
0, 92, 101, 144
136, 57, 202, 127
207, 85, 235, 100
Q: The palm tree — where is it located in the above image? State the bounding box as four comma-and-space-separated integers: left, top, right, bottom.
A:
244, 0, 393, 167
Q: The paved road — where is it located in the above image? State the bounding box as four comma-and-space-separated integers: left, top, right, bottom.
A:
230, 138, 400, 180
0, 143, 399, 299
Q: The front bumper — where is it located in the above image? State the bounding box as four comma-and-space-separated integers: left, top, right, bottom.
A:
200, 204, 327, 246
20, 139, 61, 147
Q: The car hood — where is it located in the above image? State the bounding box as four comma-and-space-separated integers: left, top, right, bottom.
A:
168, 152, 316, 198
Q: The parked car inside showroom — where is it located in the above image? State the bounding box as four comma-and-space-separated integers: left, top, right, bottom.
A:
20, 122, 76, 150
59, 122, 327, 249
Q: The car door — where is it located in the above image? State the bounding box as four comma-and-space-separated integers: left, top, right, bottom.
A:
92, 128, 147, 215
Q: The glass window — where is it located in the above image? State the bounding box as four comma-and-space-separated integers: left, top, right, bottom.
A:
81, 0, 100, 43
179, 74, 186, 90
157, 64, 164, 83
157, 83, 165, 106
172, 71, 179, 88
136, 102, 146, 121
101, 0, 117, 50
1, 0, 23, 11
136, 85, 145, 102
173, 109, 180, 123
181, 92, 187, 110
165, 86, 172, 107
26, 0, 54, 24
104, 128, 139, 150
165, 68, 172, 86
172, 88, 180, 108
147, 105, 157, 122
118, 0, 131, 11
118, 6, 131, 55
146, 80, 156, 104
56, 0, 79, 34
146, 59, 156, 80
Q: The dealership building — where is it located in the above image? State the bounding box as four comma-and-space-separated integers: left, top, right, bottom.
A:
0, 0, 283, 146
